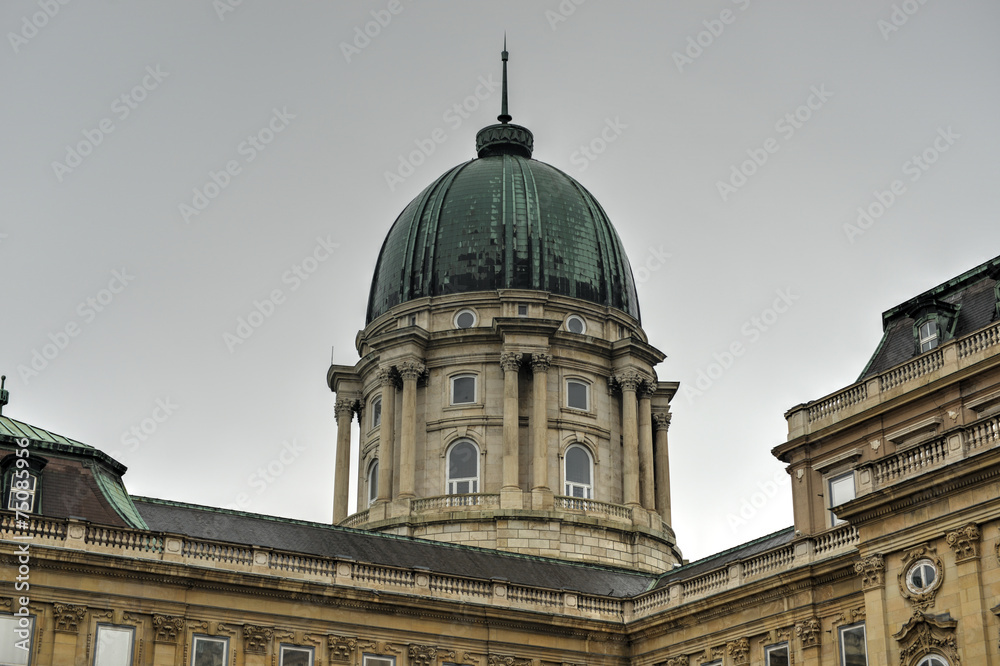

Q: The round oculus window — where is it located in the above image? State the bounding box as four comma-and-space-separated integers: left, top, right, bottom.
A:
455, 310, 477, 329
566, 315, 586, 334
906, 559, 938, 594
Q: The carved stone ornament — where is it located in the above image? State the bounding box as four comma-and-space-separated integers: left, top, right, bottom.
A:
945, 522, 980, 562
359, 640, 401, 655
897, 545, 943, 611
500, 351, 522, 372
334, 398, 356, 420
398, 360, 426, 381
327, 634, 358, 662
663, 657, 688, 666
613, 370, 644, 393
530, 352, 552, 373
152, 614, 186, 643
409, 644, 456, 666
796, 617, 822, 648
487, 654, 532, 666
652, 412, 672, 431
726, 638, 750, 665
892, 611, 960, 666
243, 625, 273, 655
53, 603, 87, 633
854, 553, 885, 589
377, 367, 396, 388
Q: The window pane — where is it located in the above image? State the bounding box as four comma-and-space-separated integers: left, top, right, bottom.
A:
368, 462, 379, 503
830, 474, 855, 507
767, 645, 789, 666
566, 447, 591, 484
281, 646, 314, 666
193, 637, 227, 666
372, 398, 381, 427
94, 626, 133, 666
449, 442, 477, 478
567, 381, 588, 409
453, 377, 475, 404
840, 625, 867, 666
0, 615, 32, 665
456, 311, 475, 328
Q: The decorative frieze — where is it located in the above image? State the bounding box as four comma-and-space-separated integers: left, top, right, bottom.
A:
152, 614, 185, 643
662, 656, 688, 666
487, 654, 532, 666
243, 624, 273, 655
854, 554, 885, 589
53, 604, 87, 633
893, 610, 960, 666
795, 617, 821, 648
327, 634, 358, 662
945, 522, 980, 562
726, 638, 749, 665
409, 644, 456, 666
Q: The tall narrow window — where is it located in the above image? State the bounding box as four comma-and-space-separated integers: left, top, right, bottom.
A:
919, 320, 939, 352
566, 379, 589, 411
564, 444, 593, 498
192, 636, 228, 666
367, 460, 379, 507
839, 623, 868, 666
765, 644, 789, 666
0, 614, 32, 666
447, 440, 479, 494
451, 374, 477, 405
828, 472, 856, 526
94, 624, 135, 666
371, 396, 382, 429
5, 471, 38, 513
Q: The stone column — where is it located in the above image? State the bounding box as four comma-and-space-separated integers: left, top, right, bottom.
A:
531, 352, 552, 493
501, 351, 522, 491
376, 366, 396, 502
617, 371, 641, 507
854, 554, 889, 666
638, 382, 655, 510
397, 360, 425, 499
945, 524, 992, 666
332, 397, 355, 523
653, 411, 672, 524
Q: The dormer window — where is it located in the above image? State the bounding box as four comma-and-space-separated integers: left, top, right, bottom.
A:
918, 320, 939, 352
1, 452, 46, 515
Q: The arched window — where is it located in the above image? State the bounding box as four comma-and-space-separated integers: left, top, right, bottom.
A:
564, 444, 593, 498
446, 440, 479, 494
450, 374, 477, 405
371, 395, 382, 429
917, 657, 949, 666
367, 460, 379, 507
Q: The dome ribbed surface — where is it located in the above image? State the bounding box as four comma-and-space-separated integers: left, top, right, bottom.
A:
366, 154, 639, 323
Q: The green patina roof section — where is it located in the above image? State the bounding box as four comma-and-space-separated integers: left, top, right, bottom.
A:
0, 414, 146, 530
93, 465, 148, 530
367, 154, 640, 323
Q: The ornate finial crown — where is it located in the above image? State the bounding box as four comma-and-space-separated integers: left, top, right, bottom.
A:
476, 38, 533, 159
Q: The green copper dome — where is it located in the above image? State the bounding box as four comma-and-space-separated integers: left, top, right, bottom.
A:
366, 152, 640, 323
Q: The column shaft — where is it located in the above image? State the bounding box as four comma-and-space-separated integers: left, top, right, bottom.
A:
397, 361, 424, 498
638, 389, 655, 510
376, 368, 395, 502
618, 372, 641, 507
531, 353, 552, 491
501, 352, 522, 490
333, 398, 354, 523
653, 412, 672, 524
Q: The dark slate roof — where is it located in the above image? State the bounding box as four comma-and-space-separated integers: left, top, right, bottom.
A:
650, 527, 796, 590
860, 255, 1000, 380
133, 497, 656, 597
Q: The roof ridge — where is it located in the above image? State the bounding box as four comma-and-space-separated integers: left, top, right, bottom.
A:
653, 525, 796, 583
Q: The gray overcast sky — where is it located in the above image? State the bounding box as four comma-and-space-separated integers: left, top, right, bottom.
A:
2, 1, 999, 562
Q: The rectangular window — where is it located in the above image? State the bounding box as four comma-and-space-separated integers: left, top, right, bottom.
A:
371, 397, 382, 428
765, 644, 789, 666
0, 615, 33, 666
280, 645, 315, 666
6, 472, 37, 513
839, 623, 868, 666
919, 320, 939, 352
451, 375, 476, 405
828, 472, 856, 526
94, 624, 135, 666
364, 655, 395, 666
517, 304, 528, 317
192, 635, 229, 666
566, 380, 589, 410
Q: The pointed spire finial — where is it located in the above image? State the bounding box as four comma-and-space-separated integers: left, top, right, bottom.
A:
498, 34, 512, 124
0, 375, 8, 417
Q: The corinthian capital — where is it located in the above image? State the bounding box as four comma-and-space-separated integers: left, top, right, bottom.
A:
615, 370, 644, 392
653, 412, 672, 431
334, 398, 356, 420
376, 366, 396, 387
500, 351, 522, 372
530, 352, 552, 372
398, 360, 426, 381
